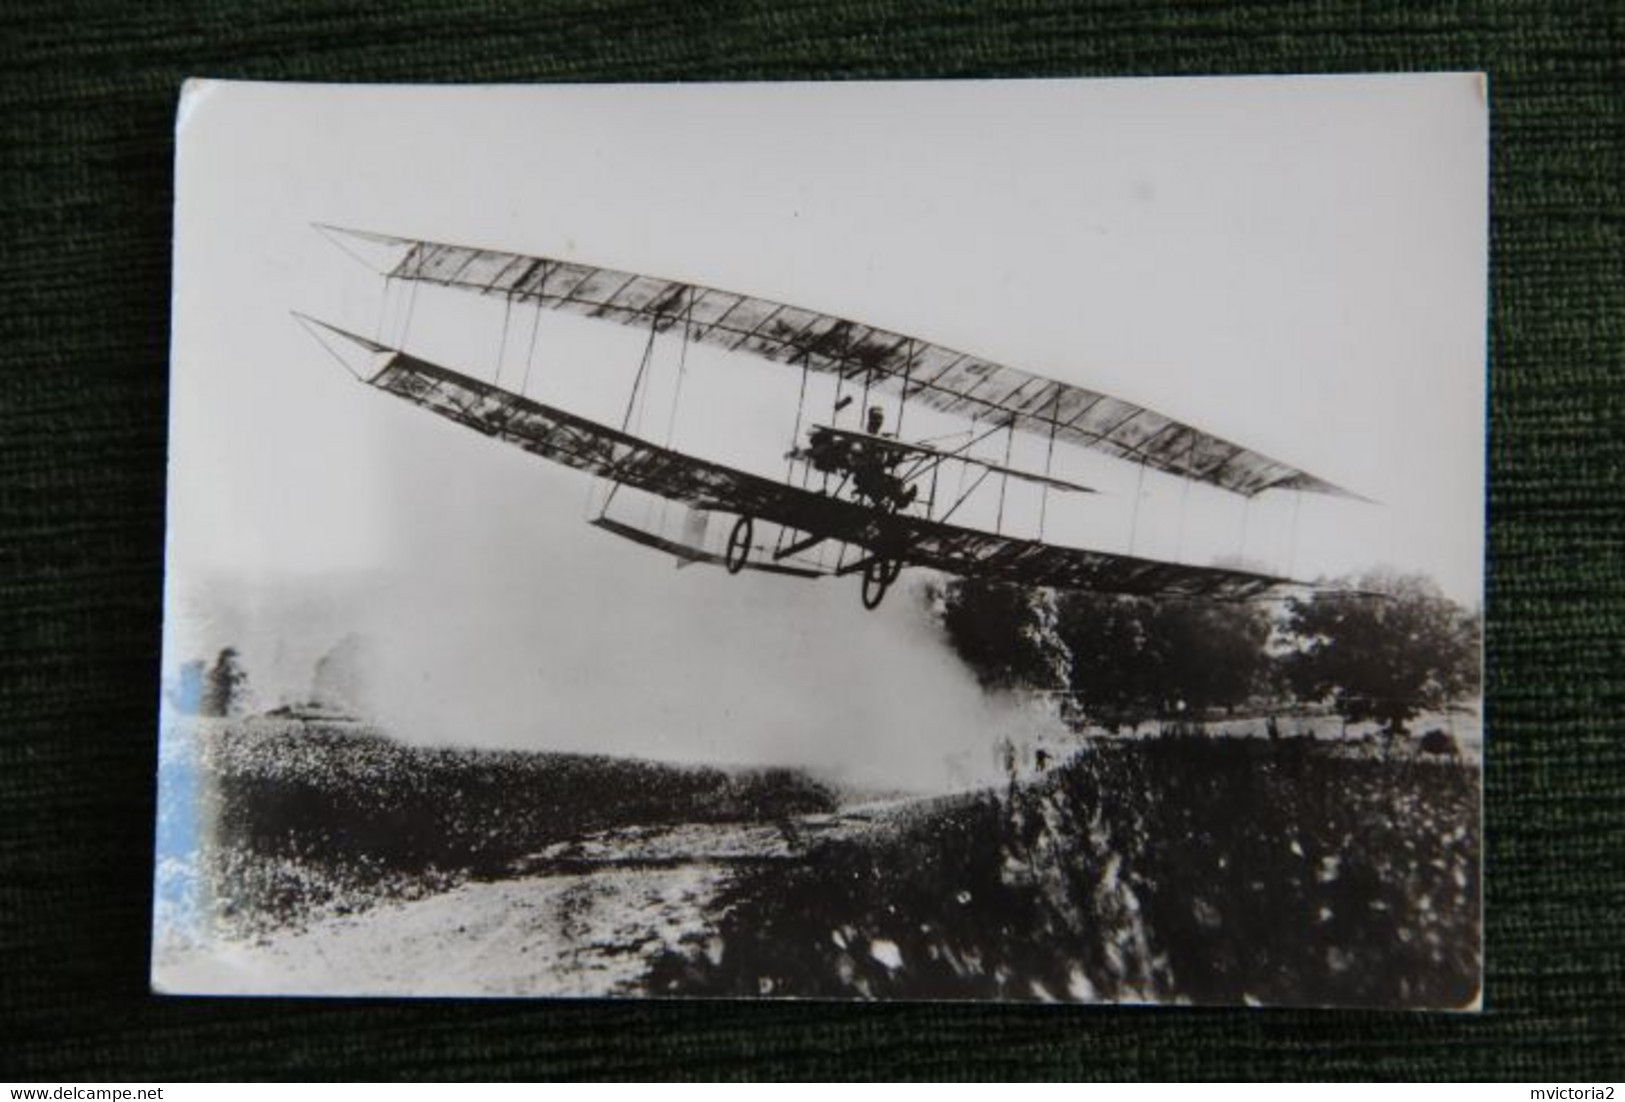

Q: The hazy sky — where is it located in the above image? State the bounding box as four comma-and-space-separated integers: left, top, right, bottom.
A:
165, 76, 1487, 786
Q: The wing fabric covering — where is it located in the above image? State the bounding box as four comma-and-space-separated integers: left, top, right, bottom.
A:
356, 229, 1356, 500
367, 349, 1284, 600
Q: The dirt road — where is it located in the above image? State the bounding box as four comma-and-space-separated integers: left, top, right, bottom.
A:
156, 804, 911, 997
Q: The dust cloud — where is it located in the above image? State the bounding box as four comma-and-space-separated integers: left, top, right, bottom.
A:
357, 567, 1030, 793
172, 495, 1051, 794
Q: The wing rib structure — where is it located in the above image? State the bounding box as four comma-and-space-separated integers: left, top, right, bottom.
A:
318, 226, 1362, 501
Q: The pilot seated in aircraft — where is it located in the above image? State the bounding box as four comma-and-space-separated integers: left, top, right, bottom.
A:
803, 408, 917, 511
850, 406, 918, 511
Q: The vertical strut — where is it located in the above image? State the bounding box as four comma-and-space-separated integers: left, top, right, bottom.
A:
825, 355, 846, 495
397, 276, 421, 350
895, 340, 915, 439
787, 350, 810, 480
662, 288, 694, 450
777, 351, 813, 558
658, 291, 696, 534
494, 294, 514, 386
1038, 384, 1062, 540
597, 318, 661, 520
1287, 491, 1303, 578
1128, 459, 1147, 554
995, 417, 1016, 535
1174, 434, 1197, 562
621, 319, 659, 433
518, 295, 544, 397
375, 275, 392, 345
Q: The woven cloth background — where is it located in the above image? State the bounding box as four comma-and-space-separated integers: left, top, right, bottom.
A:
2, 0, 1620, 1081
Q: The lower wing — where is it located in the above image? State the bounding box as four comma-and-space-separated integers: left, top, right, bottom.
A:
309, 319, 1285, 601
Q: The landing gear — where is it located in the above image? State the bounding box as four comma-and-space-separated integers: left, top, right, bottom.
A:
861, 557, 900, 610
725, 515, 753, 574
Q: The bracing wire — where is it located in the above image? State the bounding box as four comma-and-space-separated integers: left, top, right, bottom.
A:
955, 416, 975, 502
519, 298, 543, 398
494, 294, 514, 386
294, 315, 368, 382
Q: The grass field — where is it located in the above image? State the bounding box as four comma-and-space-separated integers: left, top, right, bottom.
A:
177, 717, 837, 936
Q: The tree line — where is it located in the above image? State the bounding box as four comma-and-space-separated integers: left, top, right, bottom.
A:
934, 569, 1480, 738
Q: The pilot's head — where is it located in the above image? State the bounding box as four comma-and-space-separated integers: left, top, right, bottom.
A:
867, 406, 885, 434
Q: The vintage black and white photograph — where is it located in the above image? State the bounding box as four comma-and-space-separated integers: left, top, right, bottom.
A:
152, 76, 1486, 1007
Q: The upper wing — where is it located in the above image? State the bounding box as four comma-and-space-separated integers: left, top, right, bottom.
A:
305, 318, 1286, 602
319, 225, 1362, 501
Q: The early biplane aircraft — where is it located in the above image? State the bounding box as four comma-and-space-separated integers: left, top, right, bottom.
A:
299, 227, 1360, 610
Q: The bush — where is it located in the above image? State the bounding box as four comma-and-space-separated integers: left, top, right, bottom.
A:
649, 738, 1480, 1008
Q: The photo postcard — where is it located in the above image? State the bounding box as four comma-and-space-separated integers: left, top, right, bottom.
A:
153, 74, 1487, 1007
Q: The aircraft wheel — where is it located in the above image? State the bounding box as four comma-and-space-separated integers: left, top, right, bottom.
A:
725, 516, 753, 574
861, 558, 893, 610
880, 557, 903, 584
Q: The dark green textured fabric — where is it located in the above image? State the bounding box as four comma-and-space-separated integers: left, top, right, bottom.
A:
2, 0, 1620, 1082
